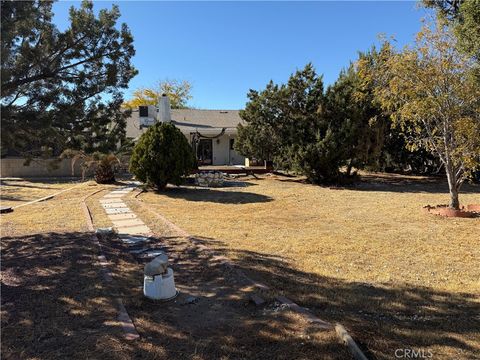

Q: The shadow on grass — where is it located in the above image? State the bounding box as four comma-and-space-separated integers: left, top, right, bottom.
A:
277, 173, 480, 195
1, 232, 128, 359
1, 231, 348, 360
4, 230, 477, 359
0, 181, 58, 190
188, 236, 480, 360
157, 186, 273, 204
0, 195, 25, 203
351, 174, 480, 195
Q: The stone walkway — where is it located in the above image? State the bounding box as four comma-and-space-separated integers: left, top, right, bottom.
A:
99, 185, 165, 259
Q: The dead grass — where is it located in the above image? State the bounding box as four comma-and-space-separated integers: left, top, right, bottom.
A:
1, 180, 97, 236
1, 178, 351, 359
0, 180, 135, 359
0, 178, 83, 208
135, 172, 480, 359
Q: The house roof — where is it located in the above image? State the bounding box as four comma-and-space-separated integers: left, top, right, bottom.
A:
171, 109, 245, 134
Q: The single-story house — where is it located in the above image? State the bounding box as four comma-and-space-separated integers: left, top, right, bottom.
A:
125, 95, 246, 166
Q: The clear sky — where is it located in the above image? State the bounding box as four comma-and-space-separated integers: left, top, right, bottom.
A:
52, 1, 432, 109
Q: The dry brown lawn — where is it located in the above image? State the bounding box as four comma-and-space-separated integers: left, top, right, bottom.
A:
134, 172, 480, 360
1, 178, 350, 359
0, 179, 134, 359
0, 178, 84, 209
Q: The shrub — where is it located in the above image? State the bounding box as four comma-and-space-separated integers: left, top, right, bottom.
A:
61, 150, 120, 184
293, 129, 345, 184
129, 122, 196, 190
94, 154, 119, 184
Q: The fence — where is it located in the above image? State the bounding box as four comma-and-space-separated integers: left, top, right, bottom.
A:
1, 158, 83, 178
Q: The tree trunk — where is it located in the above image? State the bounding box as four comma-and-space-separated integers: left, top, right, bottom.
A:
346, 161, 353, 177
445, 162, 460, 210
156, 181, 167, 191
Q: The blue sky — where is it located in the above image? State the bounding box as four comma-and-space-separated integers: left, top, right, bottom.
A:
53, 1, 432, 109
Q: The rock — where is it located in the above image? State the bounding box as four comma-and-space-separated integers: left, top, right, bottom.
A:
95, 227, 114, 234
249, 294, 266, 306
183, 296, 199, 305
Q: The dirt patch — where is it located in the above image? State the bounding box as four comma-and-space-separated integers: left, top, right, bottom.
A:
423, 204, 480, 218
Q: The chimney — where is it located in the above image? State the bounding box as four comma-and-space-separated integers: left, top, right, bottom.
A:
157, 94, 171, 122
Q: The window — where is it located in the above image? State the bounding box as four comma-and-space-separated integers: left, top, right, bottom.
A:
139, 106, 148, 117
229, 138, 235, 150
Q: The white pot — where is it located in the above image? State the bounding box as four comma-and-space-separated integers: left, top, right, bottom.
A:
143, 268, 177, 300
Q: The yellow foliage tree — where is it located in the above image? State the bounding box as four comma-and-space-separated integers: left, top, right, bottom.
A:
123, 79, 192, 109
360, 21, 480, 209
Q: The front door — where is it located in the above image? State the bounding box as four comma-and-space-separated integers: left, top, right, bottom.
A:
197, 139, 213, 165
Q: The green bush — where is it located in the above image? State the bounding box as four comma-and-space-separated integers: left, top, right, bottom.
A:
293, 128, 345, 184
129, 122, 196, 190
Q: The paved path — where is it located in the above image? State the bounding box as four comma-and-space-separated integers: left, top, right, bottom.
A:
99, 185, 165, 259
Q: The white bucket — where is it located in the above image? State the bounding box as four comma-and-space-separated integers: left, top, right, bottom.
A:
143, 267, 177, 300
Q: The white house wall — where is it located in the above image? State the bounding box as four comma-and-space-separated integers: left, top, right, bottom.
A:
191, 134, 244, 166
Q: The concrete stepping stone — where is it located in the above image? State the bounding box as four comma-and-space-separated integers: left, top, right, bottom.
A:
100, 198, 125, 204
138, 249, 166, 259
105, 207, 132, 215
103, 193, 125, 198
129, 248, 148, 255
112, 218, 145, 227
108, 213, 137, 221
102, 202, 127, 209
111, 190, 132, 194
119, 235, 150, 245
116, 224, 151, 235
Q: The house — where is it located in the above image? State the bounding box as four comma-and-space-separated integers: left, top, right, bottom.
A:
125, 95, 246, 166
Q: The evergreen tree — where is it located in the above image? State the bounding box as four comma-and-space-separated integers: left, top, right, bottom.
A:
236, 64, 345, 183
129, 122, 196, 190
1, 0, 137, 158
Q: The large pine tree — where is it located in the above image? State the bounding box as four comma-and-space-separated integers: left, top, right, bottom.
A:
1, 0, 137, 158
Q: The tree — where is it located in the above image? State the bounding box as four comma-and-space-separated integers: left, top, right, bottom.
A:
129, 122, 196, 190
123, 79, 192, 109
234, 81, 285, 163
424, 0, 480, 61
366, 22, 480, 209
323, 62, 385, 175
235, 123, 279, 163
236, 64, 348, 183
1, 0, 137, 157
349, 45, 442, 175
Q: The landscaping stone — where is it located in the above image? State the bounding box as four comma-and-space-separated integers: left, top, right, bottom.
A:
102, 202, 128, 209
119, 235, 150, 245
95, 227, 115, 234
112, 218, 145, 227
195, 171, 225, 187
138, 249, 166, 258
103, 193, 125, 198
108, 213, 138, 221
105, 207, 132, 215
116, 224, 151, 235
100, 198, 125, 204
183, 296, 199, 305
250, 294, 266, 306
129, 248, 148, 255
